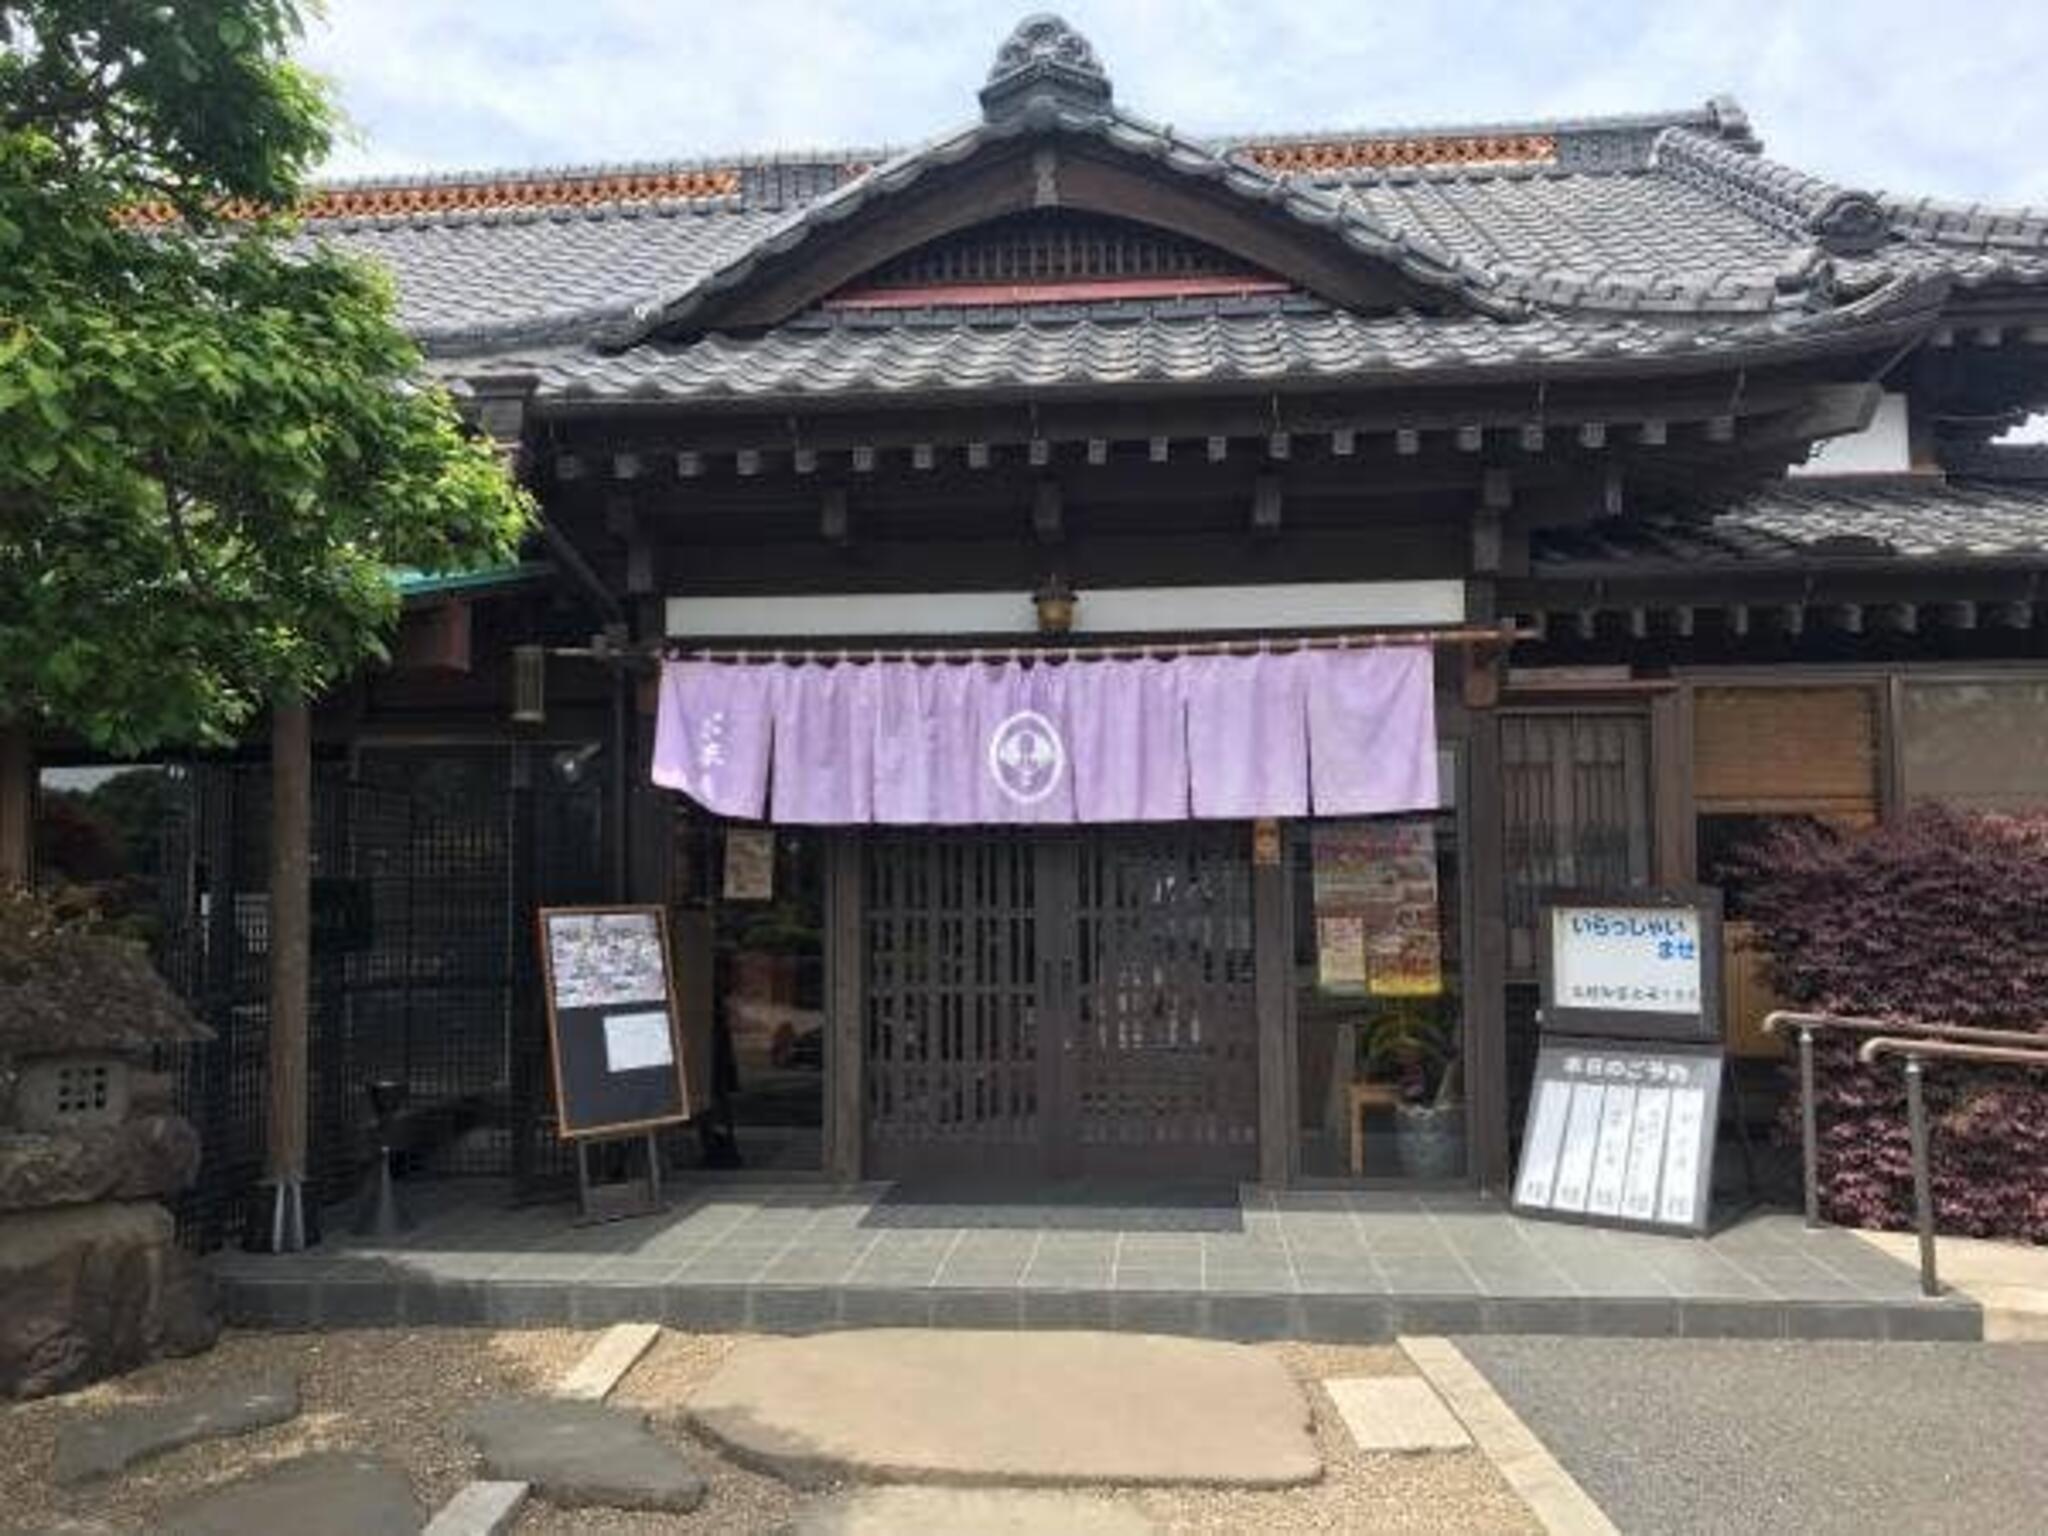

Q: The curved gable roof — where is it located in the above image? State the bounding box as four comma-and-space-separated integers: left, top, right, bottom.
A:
605, 95, 1525, 348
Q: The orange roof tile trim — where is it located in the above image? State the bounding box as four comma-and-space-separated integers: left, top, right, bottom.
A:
1245, 134, 1558, 174
123, 166, 742, 225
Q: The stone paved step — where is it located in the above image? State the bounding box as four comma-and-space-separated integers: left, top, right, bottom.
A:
159, 1451, 420, 1536
52, 1377, 299, 1485
795, 1487, 1158, 1534
459, 1398, 706, 1512
688, 1329, 1321, 1490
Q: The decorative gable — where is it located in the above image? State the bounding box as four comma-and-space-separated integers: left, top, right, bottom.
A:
608, 15, 1512, 346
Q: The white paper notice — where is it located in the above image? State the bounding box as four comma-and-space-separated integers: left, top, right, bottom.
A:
1658, 1086, 1708, 1225
1515, 1079, 1574, 1209
1550, 1083, 1606, 1213
1551, 907, 1702, 1015
602, 1010, 675, 1074
1621, 1087, 1671, 1222
1585, 1085, 1636, 1217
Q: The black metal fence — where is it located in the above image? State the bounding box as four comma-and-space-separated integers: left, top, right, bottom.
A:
155, 751, 604, 1250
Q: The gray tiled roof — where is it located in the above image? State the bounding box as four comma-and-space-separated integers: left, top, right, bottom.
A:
300, 78, 2048, 385
457, 288, 1931, 404
1533, 477, 2048, 569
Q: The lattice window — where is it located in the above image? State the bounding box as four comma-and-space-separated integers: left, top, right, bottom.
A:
1502, 712, 1653, 975
842, 211, 1271, 292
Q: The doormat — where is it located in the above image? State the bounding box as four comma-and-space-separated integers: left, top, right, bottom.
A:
864, 1180, 1244, 1233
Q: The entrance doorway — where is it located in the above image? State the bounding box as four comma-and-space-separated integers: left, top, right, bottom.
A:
862, 825, 1258, 1179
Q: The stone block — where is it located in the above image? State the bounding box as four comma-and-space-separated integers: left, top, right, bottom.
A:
0, 1116, 201, 1211
0, 1200, 219, 1399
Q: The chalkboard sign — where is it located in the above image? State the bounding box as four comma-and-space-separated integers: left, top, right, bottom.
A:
536, 906, 693, 1139
1512, 1037, 1723, 1235
1536, 888, 1723, 1044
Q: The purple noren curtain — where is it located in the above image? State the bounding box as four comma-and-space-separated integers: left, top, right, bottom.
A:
653, 649, 1437, 824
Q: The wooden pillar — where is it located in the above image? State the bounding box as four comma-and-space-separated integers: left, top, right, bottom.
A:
824, 832, 865, 1183
1463, 629, 1513, 1195
1253, 822, 1294, 1187
261, 696, 312, 1251
0, 720, 31, 889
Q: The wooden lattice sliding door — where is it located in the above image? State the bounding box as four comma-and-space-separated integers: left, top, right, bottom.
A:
862, 831, 1047, 1177
862, 826, 1259, 1179
1064, 827, 1259, 1176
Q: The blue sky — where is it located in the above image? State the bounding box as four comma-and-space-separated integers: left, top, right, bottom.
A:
300, 1, 2048, 206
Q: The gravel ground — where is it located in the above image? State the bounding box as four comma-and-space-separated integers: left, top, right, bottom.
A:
0, 1327, 588, 1534
518, 1332, 1538, 1535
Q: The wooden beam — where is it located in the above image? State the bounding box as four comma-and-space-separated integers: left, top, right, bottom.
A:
1032, 479, 1064, 543
263, 696, 312, 1251
1471, 507, 1503, 574
1251, 472, 1283, 535
820, 486, 850, 545
0, 721, 31, 890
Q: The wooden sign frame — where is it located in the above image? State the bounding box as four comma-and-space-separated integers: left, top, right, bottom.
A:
535, 904, 694, 1140
1536, 886, 1724, 1045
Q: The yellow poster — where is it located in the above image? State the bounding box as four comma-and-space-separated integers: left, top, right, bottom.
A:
1312, 820, 1443, 998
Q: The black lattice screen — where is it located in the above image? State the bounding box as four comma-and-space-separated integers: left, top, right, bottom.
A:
157, 752, 605, 1250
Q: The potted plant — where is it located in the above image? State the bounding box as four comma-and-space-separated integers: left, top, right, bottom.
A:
1361, 999, 1465, 1180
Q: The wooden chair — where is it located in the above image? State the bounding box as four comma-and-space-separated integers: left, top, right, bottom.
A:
1347, 1080, 1404, 1177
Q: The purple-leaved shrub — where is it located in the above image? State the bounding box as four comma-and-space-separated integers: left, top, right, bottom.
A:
1732, 806, 2048, 1242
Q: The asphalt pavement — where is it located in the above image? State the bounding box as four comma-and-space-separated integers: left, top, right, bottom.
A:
1456, 1336, 2048, 1536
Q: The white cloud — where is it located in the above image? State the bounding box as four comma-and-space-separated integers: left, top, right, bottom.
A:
299, 0, 2048, 206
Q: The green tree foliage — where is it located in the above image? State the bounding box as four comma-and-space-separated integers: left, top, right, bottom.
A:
0, 2, 530, 753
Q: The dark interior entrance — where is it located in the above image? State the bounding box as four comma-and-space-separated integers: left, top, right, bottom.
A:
862, 825, 1258, 1178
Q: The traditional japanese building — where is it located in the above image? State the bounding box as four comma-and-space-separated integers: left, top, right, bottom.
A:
41, 16, 2048, 1237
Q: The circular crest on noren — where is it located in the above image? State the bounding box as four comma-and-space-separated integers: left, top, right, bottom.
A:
981, 14, 1113, 119
987, 709, 1067, 805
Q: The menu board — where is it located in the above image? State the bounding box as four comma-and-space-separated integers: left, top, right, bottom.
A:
537, 906, 693, 1139
1311, 820, 1442, 998
1512, 1039, 1721, 1234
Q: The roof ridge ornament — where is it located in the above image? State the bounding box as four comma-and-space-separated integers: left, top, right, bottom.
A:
981, 14, 1112, 121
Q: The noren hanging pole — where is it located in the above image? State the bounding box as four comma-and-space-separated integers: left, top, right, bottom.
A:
662, 622, 1535, 668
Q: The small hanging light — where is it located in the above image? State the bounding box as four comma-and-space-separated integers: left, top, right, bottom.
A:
1032, 573, 1077, 635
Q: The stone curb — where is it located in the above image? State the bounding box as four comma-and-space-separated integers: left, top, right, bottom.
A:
419, 1479, 527, 1536
1399, 1335, 1617, 1536
554, 1322, 661, 1400
215, 1273, 1985, 1344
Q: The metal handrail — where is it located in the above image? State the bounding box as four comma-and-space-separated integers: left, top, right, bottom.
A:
1761, 1009, 2046, 1232
1857, 1035, 2048, 1297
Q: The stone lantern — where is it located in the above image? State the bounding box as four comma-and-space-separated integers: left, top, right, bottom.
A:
0, 906, 219, 1398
